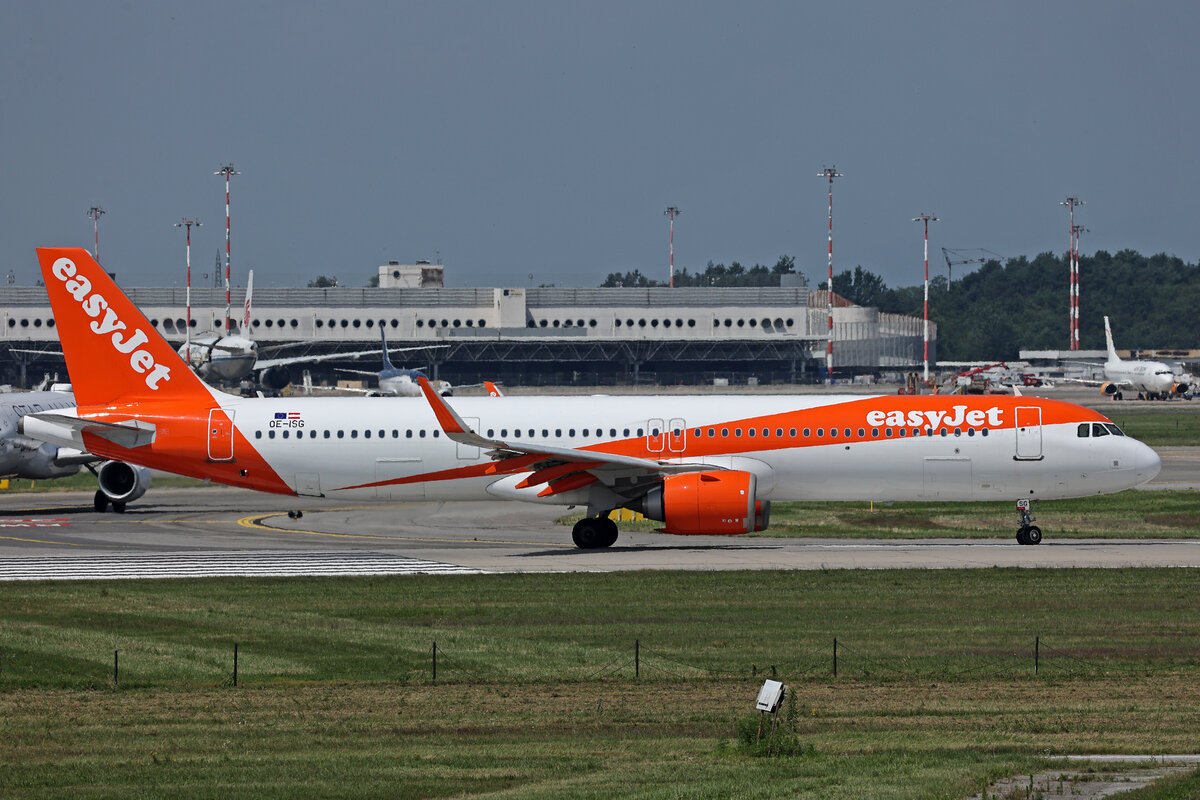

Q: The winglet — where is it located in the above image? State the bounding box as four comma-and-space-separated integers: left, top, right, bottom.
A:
484, 380, 504, 397
418, 376, 473, 437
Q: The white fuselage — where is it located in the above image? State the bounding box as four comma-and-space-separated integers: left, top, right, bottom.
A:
1105, 357, 1179, 395
215, 394, 1159, 504
178, 333, 258, 382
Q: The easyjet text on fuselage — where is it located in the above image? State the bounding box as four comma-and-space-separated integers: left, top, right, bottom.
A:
865, 405, 1004, 430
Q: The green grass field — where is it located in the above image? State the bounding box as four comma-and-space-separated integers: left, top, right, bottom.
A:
1104, 409, 1200, 446
3, 569, 1200, 798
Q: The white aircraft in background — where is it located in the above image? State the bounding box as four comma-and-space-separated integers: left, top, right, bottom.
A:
335, 329, 452, 396
1066, 316, 1190, 400
23, 248, 1161, 548
178, 270, 411, 391
334, 330, 506, 399
1, 388, 152, 512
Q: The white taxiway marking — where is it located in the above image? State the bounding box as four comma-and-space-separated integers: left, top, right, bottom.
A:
0, 550, 486, 581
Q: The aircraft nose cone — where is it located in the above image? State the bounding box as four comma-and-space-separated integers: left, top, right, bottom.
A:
1133, 441, 1162, 483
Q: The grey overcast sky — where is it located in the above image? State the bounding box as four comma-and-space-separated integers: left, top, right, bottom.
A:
2, 1, 1197, 289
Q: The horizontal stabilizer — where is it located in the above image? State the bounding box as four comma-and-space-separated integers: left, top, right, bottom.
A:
22, 412, 157, 449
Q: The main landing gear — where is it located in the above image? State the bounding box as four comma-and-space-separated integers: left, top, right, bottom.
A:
1015, 499, 1042, 546
571, 514, 619, 549
93, 490, 126, 514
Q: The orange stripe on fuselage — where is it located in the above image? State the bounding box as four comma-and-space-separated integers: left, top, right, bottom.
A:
326, 395, 1108, 492
77, 402, 293, 496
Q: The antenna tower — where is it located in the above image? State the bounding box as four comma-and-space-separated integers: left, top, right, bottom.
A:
215, 164, 240, 332
1061, 197, 1084, 350
664, 206, 681, 288
817, 166, 843, 385
175, 218, 202, 364
913, 213, 939, 383
86, 206, 106, 262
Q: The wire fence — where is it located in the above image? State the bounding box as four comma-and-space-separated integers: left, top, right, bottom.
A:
1, 636, 1190, 689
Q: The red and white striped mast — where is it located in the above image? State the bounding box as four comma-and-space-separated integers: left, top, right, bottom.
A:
215, 164, 239, 333
665, 206, 681, 288
175, 218, 201, 364
86, 206, 105, 263
1072, 221, 1087, 348
1061, 196, 1084, 350
913, 213, 939, 383
818, 166, 843, 385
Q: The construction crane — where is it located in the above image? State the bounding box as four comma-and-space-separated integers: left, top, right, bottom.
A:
941, 248, 1006, 286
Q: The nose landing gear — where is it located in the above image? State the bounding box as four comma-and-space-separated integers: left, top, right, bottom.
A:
1015, 499, 1042, 545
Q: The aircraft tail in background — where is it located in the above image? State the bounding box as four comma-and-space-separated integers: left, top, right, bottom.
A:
380, 327, 397, 372
1103, 316, 1120, 363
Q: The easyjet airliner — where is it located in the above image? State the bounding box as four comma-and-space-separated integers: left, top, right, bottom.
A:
21, 248, 1160, 548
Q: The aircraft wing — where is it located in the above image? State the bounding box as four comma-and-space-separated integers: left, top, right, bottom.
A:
417, 378, 711, 498
255, 344, 446, 371
7, 348, 65, 357
1059, 376, 1129, 388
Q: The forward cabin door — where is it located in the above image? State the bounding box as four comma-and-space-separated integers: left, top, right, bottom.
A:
207, 409, 235, 462
1014, 406, 1043, 460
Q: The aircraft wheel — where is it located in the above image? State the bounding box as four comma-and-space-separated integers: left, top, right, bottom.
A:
111, 501, 127, 514
572, 517, 613, 549
600, 517, 619, 548
1016, 527, 1029, 545
1024, 525, 1042, 545
93, 490, 109, 513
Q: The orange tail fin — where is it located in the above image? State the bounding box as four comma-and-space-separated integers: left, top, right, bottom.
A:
37, 247, 213, 407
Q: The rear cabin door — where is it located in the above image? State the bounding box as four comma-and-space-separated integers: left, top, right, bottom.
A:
207, 409, 235, 462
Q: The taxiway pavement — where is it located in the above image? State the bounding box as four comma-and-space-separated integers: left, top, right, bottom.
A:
0, 445, 1196, 578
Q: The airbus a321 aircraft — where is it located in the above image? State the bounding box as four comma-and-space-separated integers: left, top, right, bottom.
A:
1066, 316, 1190, 401
22, 248, 1160, 548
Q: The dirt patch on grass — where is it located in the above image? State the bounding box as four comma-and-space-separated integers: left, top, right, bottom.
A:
966, 765, 1194, 800
1144, 513, 1200, 528
837, 512, 946, 530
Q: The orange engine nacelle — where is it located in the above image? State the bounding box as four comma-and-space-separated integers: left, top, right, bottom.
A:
640, 470, 771, 536
1100, 382, 1119, 396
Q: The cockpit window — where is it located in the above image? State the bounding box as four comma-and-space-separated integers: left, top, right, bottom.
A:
1092, 423, 1110, 437
1077, 423, 1090, 438
1104, 423, 1126, 437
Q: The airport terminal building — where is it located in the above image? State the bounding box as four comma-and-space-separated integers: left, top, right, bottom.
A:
1, 268, 935, 388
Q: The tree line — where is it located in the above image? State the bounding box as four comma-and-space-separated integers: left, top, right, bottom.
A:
605, 250, 1200, 361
